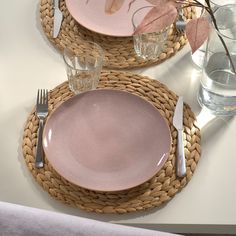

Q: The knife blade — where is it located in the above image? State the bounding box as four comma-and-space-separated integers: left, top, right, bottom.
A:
53, 0, 63, 38
173, 96, 186, 177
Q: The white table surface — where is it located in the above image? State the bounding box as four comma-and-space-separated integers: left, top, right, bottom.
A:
1, 1, 236, 234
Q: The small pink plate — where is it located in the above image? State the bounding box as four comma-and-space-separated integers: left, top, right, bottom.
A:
43, 89, 171, 192
65, 0, 152, 37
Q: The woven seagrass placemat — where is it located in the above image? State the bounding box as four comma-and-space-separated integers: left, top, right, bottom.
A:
22, 70, 201, 213
40, 0, 195, 69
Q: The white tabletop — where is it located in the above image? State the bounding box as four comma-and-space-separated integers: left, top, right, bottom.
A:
1, 1, 236, 234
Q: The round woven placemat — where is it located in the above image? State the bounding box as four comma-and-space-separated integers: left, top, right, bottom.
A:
40, 0, 195, 69
22, 70, 201, 214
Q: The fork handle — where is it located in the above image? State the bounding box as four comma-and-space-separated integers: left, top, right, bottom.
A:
35, 119, 44, 168
176, 130, 186, 177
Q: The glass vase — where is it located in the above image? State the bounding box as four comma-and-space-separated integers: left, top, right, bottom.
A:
191, 0, 236, 68
198, 4, 236, 115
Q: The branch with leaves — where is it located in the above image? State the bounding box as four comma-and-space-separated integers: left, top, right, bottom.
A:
101, 0, 235, 74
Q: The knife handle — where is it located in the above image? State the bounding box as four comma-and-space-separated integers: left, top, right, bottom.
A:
176, 130, 186, 177
54, 0, 59, 8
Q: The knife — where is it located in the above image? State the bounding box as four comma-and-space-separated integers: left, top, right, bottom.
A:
53, 0, 63, 38
173, 96, 186, 177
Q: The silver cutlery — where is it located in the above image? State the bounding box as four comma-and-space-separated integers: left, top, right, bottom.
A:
53, 0, 63, 38
173, 96, 186, 177
175, 10, 186, 34
35, 89, 48, 168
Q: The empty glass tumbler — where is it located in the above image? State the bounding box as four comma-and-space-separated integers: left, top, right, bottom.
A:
198, 4, 236, 115
63, 42, 104, 94
132, 7, 170, 60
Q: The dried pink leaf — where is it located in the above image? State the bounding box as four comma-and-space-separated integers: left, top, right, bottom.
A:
105, 0, 125, 14
133, 3, 177, 34
186, 17, 210, 53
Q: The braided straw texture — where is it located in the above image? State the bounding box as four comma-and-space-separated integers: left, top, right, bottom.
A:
22, 71, 201, 214
40, 0, 195, 69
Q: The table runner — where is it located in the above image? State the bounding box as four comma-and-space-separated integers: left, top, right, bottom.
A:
22, 70, 201, 213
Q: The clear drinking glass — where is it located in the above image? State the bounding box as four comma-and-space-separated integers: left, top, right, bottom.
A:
63, 42, 104, 94
132, 6, 170, 60
191, 0, 236, 68
198, 4, 236, 115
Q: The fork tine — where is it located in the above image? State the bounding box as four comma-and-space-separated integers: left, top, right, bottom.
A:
45, 90, 48, 105
37, 89, 40, 105
41, 89, 43, 104
42, 89, 45, 104
43, 89, 48, 105
43, 89, 45, 104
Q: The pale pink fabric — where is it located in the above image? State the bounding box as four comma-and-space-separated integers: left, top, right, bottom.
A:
0, 201, 180, 236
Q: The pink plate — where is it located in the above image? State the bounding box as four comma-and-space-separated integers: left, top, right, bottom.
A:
65, 0, 152, 37
43, 89, 171, 192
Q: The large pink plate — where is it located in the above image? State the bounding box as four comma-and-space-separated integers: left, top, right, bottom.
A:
65, 0, 152, 37
43, 89, 171, 192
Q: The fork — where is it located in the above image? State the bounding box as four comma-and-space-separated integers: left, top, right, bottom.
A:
175, 9, 186, 34
35, 89, 48, 168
